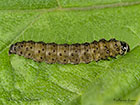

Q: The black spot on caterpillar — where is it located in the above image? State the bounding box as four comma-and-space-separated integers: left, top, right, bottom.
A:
9, 38, 130, 64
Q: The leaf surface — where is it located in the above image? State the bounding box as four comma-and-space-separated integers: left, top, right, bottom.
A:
0, 0, 140, 105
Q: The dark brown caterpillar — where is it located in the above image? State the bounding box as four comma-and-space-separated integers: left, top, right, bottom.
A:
9, 38, 130, 64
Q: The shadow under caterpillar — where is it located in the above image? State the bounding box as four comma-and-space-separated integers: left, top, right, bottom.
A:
9, 38, 130, 64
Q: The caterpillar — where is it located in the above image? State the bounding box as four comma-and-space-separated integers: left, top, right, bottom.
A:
9, 38, 130, 64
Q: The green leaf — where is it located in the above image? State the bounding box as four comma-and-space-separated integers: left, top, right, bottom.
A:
82, 46, 140, 105
0, 0, 140, 105
0, 0, 58, 10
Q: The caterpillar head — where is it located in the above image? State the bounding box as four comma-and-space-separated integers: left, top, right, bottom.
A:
120, 41, 130, 55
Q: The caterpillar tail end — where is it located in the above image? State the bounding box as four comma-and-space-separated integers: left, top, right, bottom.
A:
9, 44, 16, 56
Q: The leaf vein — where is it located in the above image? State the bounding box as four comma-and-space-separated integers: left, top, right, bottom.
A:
0, 1, 140, 12
0, 13, 41, 54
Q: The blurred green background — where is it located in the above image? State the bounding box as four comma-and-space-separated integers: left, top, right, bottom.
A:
0, 0, 140, 105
